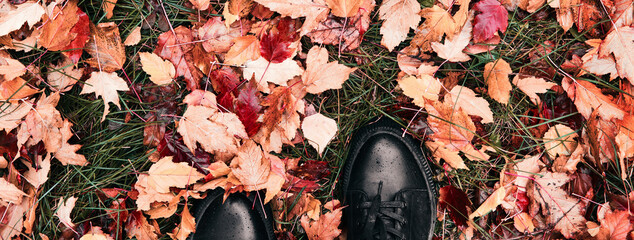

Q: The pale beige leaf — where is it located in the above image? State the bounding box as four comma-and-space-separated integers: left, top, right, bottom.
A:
47, 57, 82, 92
80, 71, 129, 122
447, 86, 494, 123
513, 155, 541, 189
55, 196, 77, 229
177, 105, 241, 154
147, 156, 205, 194
244, 57, 304, 93
199, 17, 241, 53
484, 59, 513, 104
0, 178, 26, 204
224, 35, 260, 65
379, 0, 421, 51
426, 141, 468, 169
581, 39, 618, 80
0, 102, 31, 132
23, 155, 50, 189
0, 2, 45, 37
431, 17, 472, 62
80, 226, 115, 240
139, 52, 175, 85
616, 130, 634, 159
543, 124, 578, 158
127, 208, 160, 239
252, 0, 328, 19
562, 77, 625, 120
134, 175, 175, 211
398, 75, 442, 106
222, 2, 240, 26
462, 144, 492, 161
231, 140, 270, 191
470, 186, 506, 219
302, 46, 356, 94
1, 202, 26, 239
514, 212, 535, 232
533, 171, 586, 238
123, 26, 141, 46
301, 113, 338, 156
55, 120, 88, 166
210, 112, 248, 139
183, 90, 218, 109
326, 0, 360, 17
189, 0, 210, 10
600, 27, 634, 83
512, 75, 556, 104
0, 56, 26, 81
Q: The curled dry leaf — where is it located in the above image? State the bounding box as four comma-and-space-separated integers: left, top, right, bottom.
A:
85, 22, 126, 72
484, 58, 512, 104
378, 0, 421, 51
80, 71, 129, 122
305, 0, 374, 51
438, 185, 471, 229
102, 0, 118, 18
168, 205, 196, 240
301, 113, 338, 156
139, 52, 175, 85
302, 46, 356, 94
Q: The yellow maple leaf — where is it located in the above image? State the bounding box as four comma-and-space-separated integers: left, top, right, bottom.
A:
139, 52, 175, 85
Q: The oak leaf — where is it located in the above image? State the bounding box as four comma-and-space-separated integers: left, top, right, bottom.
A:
85, 22, 126, 72
326, 0, 360, 17
0, 2, 45, 37
473, 0, 508, 42
511, 75, 556, 104
224, 35, 260, 65
301, 113, 338, 156
147, 156, 205, 194
562, 77, 625, 120
38, 1, 80, 51
447, 86, 494, 124
80, 71, 129, 121
533, 171, 586, 238
0, 102, 31, 132
139, 52, 175, 85
302, 46, 356, 94
431, 17, 472, 62
123, 26, 141, 46
55, 196, 77, 229
600, 27, 634, 83
425, 100, 476, 150
168, 205, 195, 240
300, 200, 343, 240
426, 141, 468, 169
243, 57, 304, 93
484, 58, 512, 104
378, 0, 421, 51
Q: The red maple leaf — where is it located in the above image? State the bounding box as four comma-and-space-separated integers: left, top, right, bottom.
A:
61, 8, 90, 64
438, 185, 472, 230
473, 0, 508, 42
259, 17, 299, 63
235, 85, 262, 137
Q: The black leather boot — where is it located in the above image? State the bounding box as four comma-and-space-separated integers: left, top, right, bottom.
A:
190, 189, 276, 240
342, 118, 437, 240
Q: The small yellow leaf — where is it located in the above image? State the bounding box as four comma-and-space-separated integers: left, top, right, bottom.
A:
139, 52, 175, 85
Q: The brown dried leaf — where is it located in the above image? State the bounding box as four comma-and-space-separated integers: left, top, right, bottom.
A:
484, 58, 512, 104
85, 22, 126, 72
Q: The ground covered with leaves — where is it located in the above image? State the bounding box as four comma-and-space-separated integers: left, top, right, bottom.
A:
0, 0, 633, 239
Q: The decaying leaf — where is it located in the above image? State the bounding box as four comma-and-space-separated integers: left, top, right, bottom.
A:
533, 171, 586, 238
85, 22, 126, 72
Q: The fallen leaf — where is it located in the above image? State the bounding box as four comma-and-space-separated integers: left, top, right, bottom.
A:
23, 155, 50, 189
61, 8, 90, 64
0, 2, 45, 37
0, 55, 26, 81
85, 22, 126, 72
47, 57, 82, 92
139, 52, 175, 85
543, 124, 578, 158
80, 226, 114, 240
0, 178, 26, 204
484, 58, 512, 104
257, 86, 302, 153
425, 100, 476, 150
302, 46, 356, 94
223, 0, 254, 26
514, 212, 535, 232
252, 0, 328, 19
512, 155, 541, 189
305, 0, 374, 51
199, 17, 241, 53
224, 35, 260, 65
301, 113, 338, 156
378, 0, 421, 51
124, 26, 142, 46
0, 102, 31, 132
533, 171, 586, 238
0, 202, 26, 239
55, 120, 88, 166
511, 75, 556, 104
300, 201, 343, 240
414, 5, 459, 52
102, 0, 118, 18
597, 210, 632, 240
0, 77, 39, 101
168, 205, 195, 240
55, 196, 77, 229
134, 175, 175, 211
243, 57, 304, 93
431, 17, 472, 62
189, 0, 210, 10
231, 140, 270, 190
438, 185, 472, 230
473, 0, 509, 42
562, 77, 625, 120
178, 105, 245, 154
80, 71, 130, 121
470, 185, 506, 218
126, 210, 159, 240
154, 26, 203, 90
581, 39, 618, 80
600, 27, 634, 83
24, 93, 64, 153
38, 1, 80, 51
426, 141, 468, 169
147, 157, 205, 194
447, 86, 494, 124
397, 75, 442, 105
326, 0, 360, 17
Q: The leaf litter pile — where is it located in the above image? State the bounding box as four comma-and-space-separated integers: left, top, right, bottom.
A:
0, 0, 633, 238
